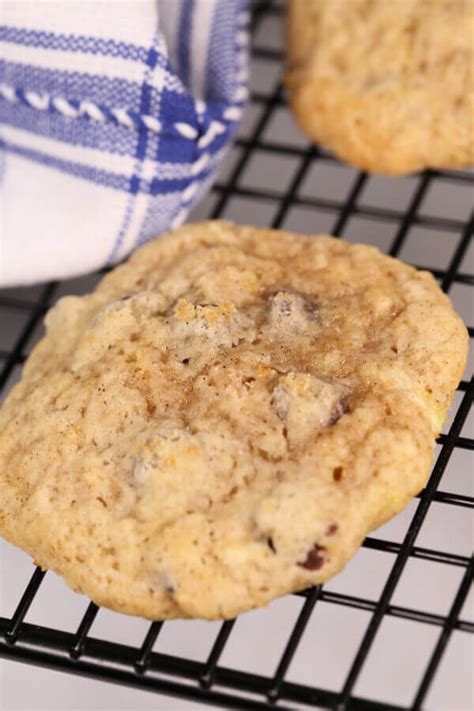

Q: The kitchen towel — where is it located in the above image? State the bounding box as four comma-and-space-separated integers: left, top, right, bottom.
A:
0, 0, 249, 286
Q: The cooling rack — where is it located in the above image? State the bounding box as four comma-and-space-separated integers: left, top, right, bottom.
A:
0, 1, 473, 709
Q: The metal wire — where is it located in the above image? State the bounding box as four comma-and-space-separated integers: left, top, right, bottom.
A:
0, 1, 473, 709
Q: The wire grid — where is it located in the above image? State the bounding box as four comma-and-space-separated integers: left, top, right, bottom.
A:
0, 1, 473, 709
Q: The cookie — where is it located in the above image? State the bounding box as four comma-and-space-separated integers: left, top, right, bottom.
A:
0, 222, 467, 620
287, 0, 474, 174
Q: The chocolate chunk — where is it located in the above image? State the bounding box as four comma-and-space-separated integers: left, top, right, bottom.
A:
267, 537, 276, 553
272, 373, 349, 449
268, 291, 320, 331
146, 400, 156, 416
333, 466, 343, 482
302, 299, 320, 319
297, 544, 325, 570
326, 523, 338, 535
181, 358, 190, 364
328, 396, 349, 425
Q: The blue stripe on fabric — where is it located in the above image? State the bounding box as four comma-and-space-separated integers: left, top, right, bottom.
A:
2, 139, 133, 192
0, 76, 189, 143
107, 40, 161, 263
0, 101, 139, 157
0, 101, 214, 176
0, 141, 5, 184
136, 0, 197, 251
136, 191, 186, 247
0, 59, 144, 111
177, 0, 194, 90
206, 0, 247, 103
1, 138, 204, 194
136, 163, 218, 249
136, 48, 158, 166
0, 26, 149, 62
206, 0, 235, 102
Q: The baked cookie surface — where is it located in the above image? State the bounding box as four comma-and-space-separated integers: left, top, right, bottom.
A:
287, 0, 474, 174
0, 222, 467, 619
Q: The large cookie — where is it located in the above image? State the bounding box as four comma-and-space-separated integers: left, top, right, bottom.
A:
287, 0, 474, 174
0, 222, 467, 619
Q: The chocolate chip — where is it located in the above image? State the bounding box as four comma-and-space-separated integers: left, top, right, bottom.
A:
269, 291, 320, 325
333, 466, 343, 482
181, 358, 190, 364
146, 400, 156, 415
302, 299, 320, 320
297, 544, 325, 570
328, 396, 349, 425
327, 523, 338, 536
267, 537, 276, 553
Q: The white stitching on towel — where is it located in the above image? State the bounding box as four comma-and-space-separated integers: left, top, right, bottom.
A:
0, 82, 234, 142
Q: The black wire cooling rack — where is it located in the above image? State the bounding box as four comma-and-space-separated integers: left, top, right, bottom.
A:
0, 2, 473, 709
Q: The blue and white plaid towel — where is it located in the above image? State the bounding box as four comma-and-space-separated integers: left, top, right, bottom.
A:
0, 0, 249, 286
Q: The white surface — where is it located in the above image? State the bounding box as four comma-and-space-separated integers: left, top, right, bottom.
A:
1, 9, 474, 711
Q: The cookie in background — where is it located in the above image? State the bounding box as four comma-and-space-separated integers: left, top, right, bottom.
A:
286, 0, 474, 175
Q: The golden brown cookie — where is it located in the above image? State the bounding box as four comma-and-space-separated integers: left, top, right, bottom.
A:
287, 0, 474, 174
0, 222, 467, 619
